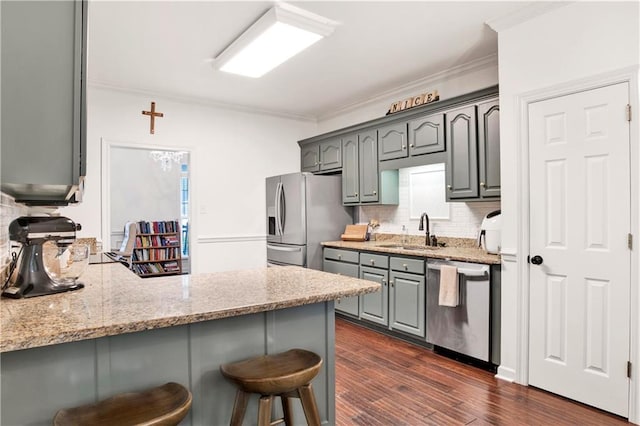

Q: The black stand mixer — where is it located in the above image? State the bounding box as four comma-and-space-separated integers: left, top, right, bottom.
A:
2, 216, 85, 298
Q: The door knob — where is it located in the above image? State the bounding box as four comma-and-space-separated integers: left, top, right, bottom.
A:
530, 255, 543, 265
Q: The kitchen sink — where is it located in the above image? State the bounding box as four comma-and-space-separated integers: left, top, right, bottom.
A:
376, 243, 439, 251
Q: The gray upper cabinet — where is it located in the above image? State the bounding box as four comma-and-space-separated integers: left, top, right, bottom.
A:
1, 0, 87, 205
358, 130, 379, 203
477, 99, 500, 198
342, 134, 359, 204
408, 113, 445, 156
378, 122, 408, 161
301, 143, 320, 172
446, 105, 479, 200
319, 138, 342, 171
301, 139, 342, 173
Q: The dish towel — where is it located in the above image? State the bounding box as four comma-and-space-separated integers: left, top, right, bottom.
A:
439, 265, 459, 307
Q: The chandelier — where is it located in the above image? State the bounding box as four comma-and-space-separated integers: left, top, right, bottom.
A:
149, 150, 185, 171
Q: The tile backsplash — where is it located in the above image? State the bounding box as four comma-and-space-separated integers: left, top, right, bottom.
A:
358, 167, 500, 239
0, 193, 29, 274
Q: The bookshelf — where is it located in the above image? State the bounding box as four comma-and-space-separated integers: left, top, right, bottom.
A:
131, 220, 182, 277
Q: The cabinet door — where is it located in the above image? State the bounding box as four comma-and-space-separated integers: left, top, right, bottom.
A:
319, 139, 342, 171
342, 134, 360, 204
378, 122, 408, 161
389, 271, 425, 337
358, 130, 379, 203
323, 259, 359, 316
301, 144, 320, 172
446, 105, 478, 200
477, 100, 501, 198
408, 113, 445, 156
359, 266, 388, 326
1, 0, 86, 203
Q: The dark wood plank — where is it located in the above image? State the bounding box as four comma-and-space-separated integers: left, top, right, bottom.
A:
335, 319, 631, 426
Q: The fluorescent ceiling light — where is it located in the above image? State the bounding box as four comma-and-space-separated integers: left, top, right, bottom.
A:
213, 3, 338, 78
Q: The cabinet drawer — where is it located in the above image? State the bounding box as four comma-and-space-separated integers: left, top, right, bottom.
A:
390, 257, 425, 274
324, 248, 359, 264
360, 252, 388, 268
323, 259, 359, 278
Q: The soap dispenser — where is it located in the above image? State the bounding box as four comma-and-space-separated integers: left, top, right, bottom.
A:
401, 225, 408, 245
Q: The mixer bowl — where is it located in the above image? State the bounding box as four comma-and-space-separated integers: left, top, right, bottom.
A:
43, 242, 90, 285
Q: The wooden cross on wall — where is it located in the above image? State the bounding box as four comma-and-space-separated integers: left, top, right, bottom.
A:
142, 102, 164, 134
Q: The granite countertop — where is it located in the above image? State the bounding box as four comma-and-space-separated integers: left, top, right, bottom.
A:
0, 263, 379, 353
322, 234, 501, 265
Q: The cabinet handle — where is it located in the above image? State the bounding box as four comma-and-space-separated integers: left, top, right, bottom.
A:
391, 280, 395, 287
402, 145, 406, 149
373, 190, 377, 195
315, 162, 318, 165
409, 144, 414, 148
447, 185, 452, 191
370, 259, 375, 265
338, 254, 342, 260
403, 263, 408, 269
480, 182, 486, 187
355, 192, 358, 196
382, 279, 387, 286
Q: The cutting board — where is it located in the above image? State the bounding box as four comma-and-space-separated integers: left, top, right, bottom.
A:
341, 224, 368, 242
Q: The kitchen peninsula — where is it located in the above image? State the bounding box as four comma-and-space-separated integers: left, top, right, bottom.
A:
0, 263, 379, 425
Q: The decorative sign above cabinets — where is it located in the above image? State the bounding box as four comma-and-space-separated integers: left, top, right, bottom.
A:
386, 90, 439, 115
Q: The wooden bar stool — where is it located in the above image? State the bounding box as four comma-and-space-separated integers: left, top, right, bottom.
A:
53, 382, 192, 426
220, 348, 323, 426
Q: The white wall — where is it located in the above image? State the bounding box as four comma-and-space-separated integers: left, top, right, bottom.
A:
60, 86, 317, 273
317, 58, 499, 132
495, 0, 640, 416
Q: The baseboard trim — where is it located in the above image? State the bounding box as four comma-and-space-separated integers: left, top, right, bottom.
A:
495, 365, 517, 382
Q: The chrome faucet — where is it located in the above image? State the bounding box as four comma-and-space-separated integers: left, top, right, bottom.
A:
418, 212, 431, 246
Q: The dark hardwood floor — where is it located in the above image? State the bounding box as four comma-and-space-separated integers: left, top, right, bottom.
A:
335, 318, 630, 425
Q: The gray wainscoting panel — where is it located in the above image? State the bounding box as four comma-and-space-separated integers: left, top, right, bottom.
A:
190, 312, 267, 425
1, 339, 97, 425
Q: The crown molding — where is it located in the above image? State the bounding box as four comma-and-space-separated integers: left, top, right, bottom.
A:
486, 1, 572, 33
87, 80, 318, 123
315, 53, 499, 122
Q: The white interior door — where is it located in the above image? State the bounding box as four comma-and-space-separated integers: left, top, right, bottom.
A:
528, 82, 631, 417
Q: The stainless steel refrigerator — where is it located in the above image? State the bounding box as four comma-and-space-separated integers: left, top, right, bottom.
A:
266, 172, 353, 270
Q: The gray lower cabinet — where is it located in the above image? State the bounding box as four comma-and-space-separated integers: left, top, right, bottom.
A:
301, 139, 342, 173
446, 104, 478, 200
389, 257, 425, 338
323, 248, 360, 317
1, 0, 87, 205
359, 252, 389, 326
477, 99, 500, 198
359, 265, 389, 326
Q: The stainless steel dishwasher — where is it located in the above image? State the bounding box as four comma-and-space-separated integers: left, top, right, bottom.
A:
426, 259, 491, 362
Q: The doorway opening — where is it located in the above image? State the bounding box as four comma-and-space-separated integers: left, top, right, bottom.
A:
102, 140, 191, 275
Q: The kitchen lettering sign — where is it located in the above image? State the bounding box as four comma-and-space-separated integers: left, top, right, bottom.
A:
386, 90, 439, 115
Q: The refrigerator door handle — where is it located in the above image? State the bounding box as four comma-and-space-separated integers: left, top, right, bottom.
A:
275, 182, 283, 236
267, 244, 303, 252
279, 182, 286, 234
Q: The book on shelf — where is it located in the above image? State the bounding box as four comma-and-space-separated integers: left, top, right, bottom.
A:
131, 220, 182, 277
